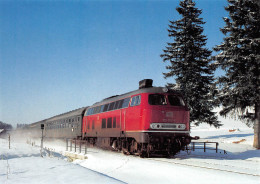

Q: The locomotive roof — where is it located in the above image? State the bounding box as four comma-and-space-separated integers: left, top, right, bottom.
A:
92, 86, 182, 107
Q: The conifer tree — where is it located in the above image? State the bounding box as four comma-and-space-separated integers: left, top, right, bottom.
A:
161, 0, 220, 127
214, 0, 260, 148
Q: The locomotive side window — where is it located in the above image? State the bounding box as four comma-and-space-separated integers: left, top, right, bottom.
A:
118, 99, 124, 109
149, 94, 167, 105
114, 101, 120, 109
92, 120, 95, 129
135, 95, 141, 106
122, 98, 131, 108
113, 117, 116, 128
103, 104, 109, 112
130, 96, 136, 106
93, 107, 98, 114
102, 118, 106, 129
100, 105, 105, 112
108, 102, 115, 111
168, 95, 185, 106
87, 121, 90, 129
131, 95, 141, 106
107, 117, 112, 128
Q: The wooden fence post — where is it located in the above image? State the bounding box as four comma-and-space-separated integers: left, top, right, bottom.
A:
74, 140, 76, 152
79, 140, 81, 153
66, 139, 68, 151
70, 140, 72, 151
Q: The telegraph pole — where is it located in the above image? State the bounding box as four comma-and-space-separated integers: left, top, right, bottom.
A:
40, 124, 44, 157
8, 134, 10, 149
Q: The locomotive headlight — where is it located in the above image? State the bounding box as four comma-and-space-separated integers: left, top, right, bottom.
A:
179, 124, 186, 129
150, 123, 161, 129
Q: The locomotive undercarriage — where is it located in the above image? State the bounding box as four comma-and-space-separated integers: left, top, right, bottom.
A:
120, 133, 193, 157
85, 132, 197, 158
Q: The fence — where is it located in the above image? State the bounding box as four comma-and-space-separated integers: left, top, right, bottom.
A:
189, 141, 219, 153
66, 139, 88, 154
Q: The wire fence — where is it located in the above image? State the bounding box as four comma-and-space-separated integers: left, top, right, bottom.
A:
66, 139, 88, 154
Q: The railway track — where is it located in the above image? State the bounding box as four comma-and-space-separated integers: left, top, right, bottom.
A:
147, 157, 260, 177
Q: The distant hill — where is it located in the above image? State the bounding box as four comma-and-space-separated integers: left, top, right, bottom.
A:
0, 121, 13, 130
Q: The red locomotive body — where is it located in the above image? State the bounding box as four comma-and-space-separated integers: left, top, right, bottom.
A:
82, 80, 195, 156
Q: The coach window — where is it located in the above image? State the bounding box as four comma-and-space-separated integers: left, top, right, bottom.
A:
107, 118, 112, 128
102, 118, 106, 129
78, 117, 80, 122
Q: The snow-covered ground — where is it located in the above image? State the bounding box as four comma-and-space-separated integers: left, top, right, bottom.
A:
1, 116, 259, 184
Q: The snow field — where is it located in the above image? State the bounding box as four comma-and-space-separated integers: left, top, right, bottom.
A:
0, 138, 124, 184
0, 116, 259, 184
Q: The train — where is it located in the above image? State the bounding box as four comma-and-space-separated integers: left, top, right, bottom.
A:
22, 79, 198, 157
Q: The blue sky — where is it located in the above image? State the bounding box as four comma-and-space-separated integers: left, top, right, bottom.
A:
0, 0, 228, 126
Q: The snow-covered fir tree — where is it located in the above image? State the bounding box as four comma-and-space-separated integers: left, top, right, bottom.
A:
161, 0, 220, 127
213, 0, 260, 148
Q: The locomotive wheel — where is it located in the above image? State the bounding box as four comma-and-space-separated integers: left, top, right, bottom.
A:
129, 140, 138, 154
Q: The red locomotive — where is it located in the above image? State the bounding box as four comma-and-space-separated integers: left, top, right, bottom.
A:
82, 79, 196, 156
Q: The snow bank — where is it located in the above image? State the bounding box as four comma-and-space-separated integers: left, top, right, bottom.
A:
0, 138, 124, 184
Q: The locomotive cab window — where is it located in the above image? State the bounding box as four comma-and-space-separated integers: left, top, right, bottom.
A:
149, 94, 167, 105
168, 95, 185, 106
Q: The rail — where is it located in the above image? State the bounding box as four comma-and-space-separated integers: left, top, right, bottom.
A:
188, 141, 219, 153
66, 139, 88, 154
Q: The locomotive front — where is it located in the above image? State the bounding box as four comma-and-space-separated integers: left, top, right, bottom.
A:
132, 79, 196, 156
